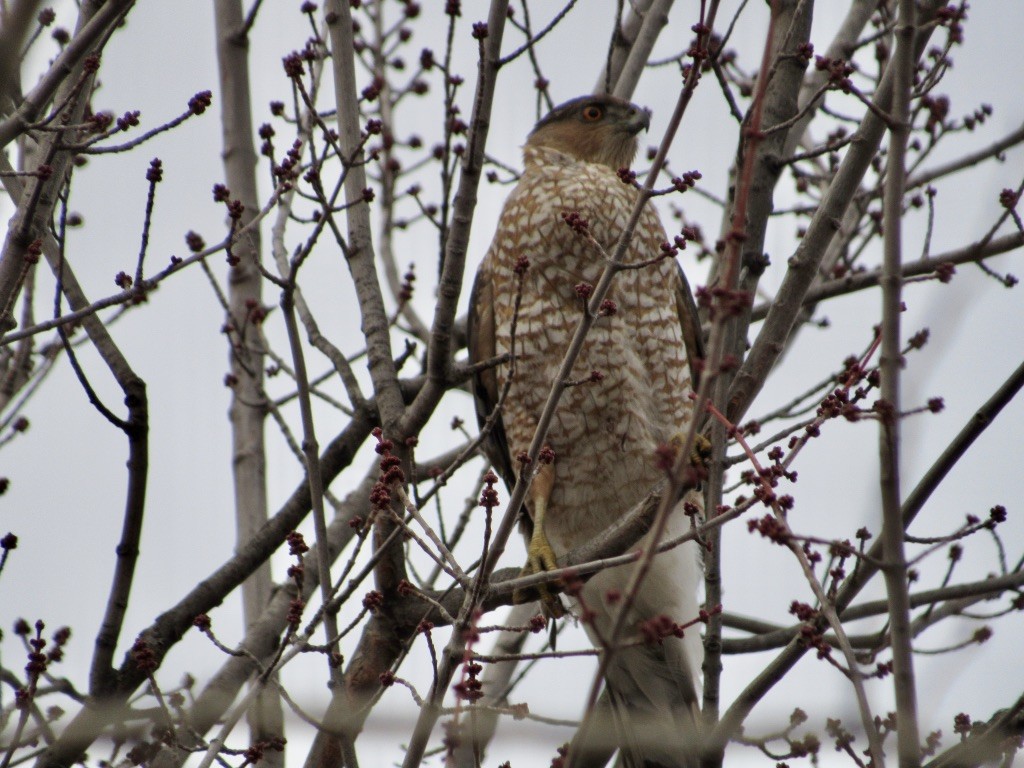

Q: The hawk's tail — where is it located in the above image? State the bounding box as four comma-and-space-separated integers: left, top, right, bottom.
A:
577, 528, 703, 768
604, 638, 701, 768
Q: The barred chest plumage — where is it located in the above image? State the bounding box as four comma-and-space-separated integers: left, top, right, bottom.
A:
482, 147, 696, 553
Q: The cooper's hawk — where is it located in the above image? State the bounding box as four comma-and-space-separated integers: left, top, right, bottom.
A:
468, 94, 704, 767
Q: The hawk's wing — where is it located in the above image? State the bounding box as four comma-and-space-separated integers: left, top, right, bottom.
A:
466, 260, 516, 491
674, 261, 705, 391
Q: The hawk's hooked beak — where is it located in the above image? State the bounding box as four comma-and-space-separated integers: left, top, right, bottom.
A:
625, 106, 652, 135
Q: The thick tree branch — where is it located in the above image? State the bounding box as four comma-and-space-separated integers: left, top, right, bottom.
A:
0, 0, 43, 110
725, 0, 947, 426
594, 0, 652, 96
213, 0, 281, 756
781, 0, 875, 158
324, 0, 404, 434
408, 3, 507, 435
0, 0, 120, 333
0, 0, 134, 151
878, 5, 923, 765
721, 569, 1024, 653
926, 692, 1024, 768
150, 471, 375, 768
397, 3, 516, 763
703, 3, 814, 741
609, 0, 673, 100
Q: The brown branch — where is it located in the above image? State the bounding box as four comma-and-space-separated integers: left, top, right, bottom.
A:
324, 0, 404, 434
721, 570, 1024, 655
0, 0, 134, 150
65, 103, 208, 155
0, 106, 151, 713
153, 455, 473, 768
266, 66, 369, 413
0, 0, 43, 112
609, 0, 674, 100
845, 570, 1024, 623
407, 5, 507, 436
299, 1, 502, 764
302, 11, 415, 768
370, 9, 432, 345
724, 0, 948, 426
449, 603, 538, 767
498, 0, 580, 68
835, 355, 1024, 614
878, 5, 923, 764
705, 398, 884, 763
57, 259, 147, 738
282, 288, 346, 691
0, 0, 115, 334
0, 176, 287, 347
908, 120, 1024, 190
148, 479, 376, 765
261, 284, 361, 410
781, 0, 876, 158
594, 0, 652, 96
384, 485, 685, 632
702, 2, 814, 742
213, 0, 280, 756
926, 692, 1024, 768
397, 4, 514, 764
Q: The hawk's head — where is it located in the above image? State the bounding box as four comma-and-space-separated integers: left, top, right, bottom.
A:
525, 94, 651, 171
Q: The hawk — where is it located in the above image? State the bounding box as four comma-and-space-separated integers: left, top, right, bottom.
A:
468, 94, 704, 767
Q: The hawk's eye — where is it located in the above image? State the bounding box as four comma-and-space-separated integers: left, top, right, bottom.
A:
581, 104, 604, 122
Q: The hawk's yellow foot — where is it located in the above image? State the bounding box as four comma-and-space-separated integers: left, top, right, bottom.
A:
513, 528, 566, 618
525, 526, 560, 575
690, 433, 713, 467
512, 462, 566, 618
669, 432, 713, 469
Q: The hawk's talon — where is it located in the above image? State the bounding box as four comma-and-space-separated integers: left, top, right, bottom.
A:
667, 431, 712, 490
669, 432, 713, 468
690, 433, 713, 467
513, 530, 566, 618
511, 460, 564, 617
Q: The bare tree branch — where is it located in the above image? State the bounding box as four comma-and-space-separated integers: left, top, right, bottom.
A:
609, 0, 673, 100
878, 6, 924, 763
725, 0, 948, 425
212, 0, 281, 758
324, 0, 404, 433
0, 0, 134, 151
749, 231, 1024, 321
709, 344, 1024, 760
